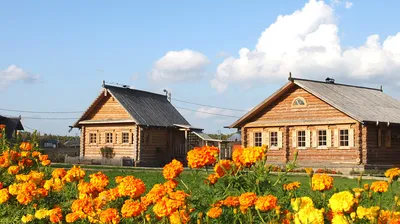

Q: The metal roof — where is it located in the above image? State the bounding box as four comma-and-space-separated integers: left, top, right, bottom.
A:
192, 131, 222, 142
104, 85, 190, 127
229, 78, 400, 128
227, 132, 241, 142
0, 115, 24, 139
294, 79, 400, 124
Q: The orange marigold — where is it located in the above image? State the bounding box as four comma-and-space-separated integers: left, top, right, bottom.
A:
65, 213, 80, 223
0, 188, 10, 204
169, 210, 190, 224
239, 192, 258, 207
117, 176, 146, 198
255, 195, 278, 211
163, 159, 184, 180
48, 207, 63, 223
206, 173, 219, 185
187, 146, 219, 169
164, 179, 179, 191
63, 165, 86, 182
214, 160, 233, 177
8, 165, 20, 175
52, 168, 67, 179
39, 154, 49, 162
121, 199, 144, 218
20, 142, 33, 151
223, 196, 240, 207
370, 181, 389, 193
207, 207, 222, 219
99, 208, 120, 224
384, 168, 400, 181
90, 172, 109, 190
71, 198, 95, 218
41, 160, 51, 166
312, 174, 333, 191
283, 181, 301, 191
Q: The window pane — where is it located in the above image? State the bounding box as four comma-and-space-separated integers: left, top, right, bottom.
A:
297, 131, 306, 147
270, 132, 278, 147
254, 132, 262, 147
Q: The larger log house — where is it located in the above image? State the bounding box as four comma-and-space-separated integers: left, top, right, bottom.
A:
229, 77, 400, 169
73, 84, 197, 166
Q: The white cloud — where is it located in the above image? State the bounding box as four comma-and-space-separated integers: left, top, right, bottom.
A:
195, 107, 233, 119
211, 0, 400, 92
345, 1, 353, 9
150, 49, 210, 82
0, 65, 38, 90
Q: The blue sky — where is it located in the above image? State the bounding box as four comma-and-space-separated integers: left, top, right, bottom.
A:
1, 0, 400, 136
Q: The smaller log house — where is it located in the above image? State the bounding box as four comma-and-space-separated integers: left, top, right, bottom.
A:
0, 115, 24, 139
229, 77, 400, 169
73, 84, 197, 166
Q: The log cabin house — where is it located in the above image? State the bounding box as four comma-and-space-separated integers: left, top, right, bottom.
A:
229, 77, 400, 170
73, 83, 205, 166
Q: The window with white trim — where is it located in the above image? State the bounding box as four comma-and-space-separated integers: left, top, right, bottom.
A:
270, 132, 278, 147
122, 132, 129, 143
318, 130, 327, 147
89, 133, 97, 144
339, 129, 349, 147
254, 132, 262, 147
293, 97, 306, 106
105, 132, 113, 144
297, 131, 306, 147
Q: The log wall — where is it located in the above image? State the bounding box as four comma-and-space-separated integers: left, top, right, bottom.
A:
86, 95, 131, 121
366, 123, 400, 165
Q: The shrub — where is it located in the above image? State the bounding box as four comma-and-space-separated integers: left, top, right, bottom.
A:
100, 146, 115, 159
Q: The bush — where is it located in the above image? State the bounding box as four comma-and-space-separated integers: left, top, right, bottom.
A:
100, 146, 115, 159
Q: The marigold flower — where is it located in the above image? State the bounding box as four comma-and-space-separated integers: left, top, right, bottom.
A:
99, 208, 120, 224
187, 146, 219, 169
206, 173, 219, 185
222, 196, 240, 207
293, 207, 324, 224
0, 188, 10, 204
169, 210, 190, 224
255, 195, 277, 211
52, 168, 67, 179
21, 151, 30, 157
153, 197, 177, 217
214, 160, 233, 177
63, 165, 86, 182
291, 197, 314, 212
385, 167, 400, 180
283, 181, 301, 191
32, 151, 41, 157
21, 214, 34, 223
143, 184, 167, 205
117, 176, 146, 198
90, 172, 109, 190
20, 142, 33, 151
71, 198, 95, 218
8, 165, 20, 175
0, 124, 5, 129
35, 209, 49, 219
207, 207, 222, 219
239, 192, 257, 207
121, 199, 144, 218
48, 207, 63, 223
329, 191, 355, 213
41, 159, 51, 166
65, 213, 80, 223
312, 174, 333, 191
164, 179, 179, 191
163, 159, 184, 180
357, 206, 380, 220
331, 214, 349, 224
39, 154, 49, 162
370, 181, 388, 193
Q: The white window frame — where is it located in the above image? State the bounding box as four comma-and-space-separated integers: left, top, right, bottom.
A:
105, 132, 113, 144
317, 129, 327, 149
339, 129, 349, 149
292, 97, 307, 107
89, 133, 97, 144
254, 132, 262, 147
297, 130, 306, 149
269, 131, 278, 149
122, 132, 129, 144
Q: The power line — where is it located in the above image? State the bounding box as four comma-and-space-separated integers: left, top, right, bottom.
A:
172, 98, 247, 112
174, 106, 240, 118
23, 125, 37, 131
21, 117, 78, 120
0, 108, 83, 114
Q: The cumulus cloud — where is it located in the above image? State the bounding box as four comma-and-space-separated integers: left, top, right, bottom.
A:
0, 65, 38, 90
195, 107, 234, 119
150, 49, 210, 82
345, 1, 353, 9
211, 0, 400, 92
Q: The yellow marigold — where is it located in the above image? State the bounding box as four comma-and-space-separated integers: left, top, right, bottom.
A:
65, 213, 80, 223
239, 192, 257, 207
21, 151, 30, 157
352, 188, 364, 198
52, 168, 67, 179
294, 207, 324, 224
331, 214, 350, 224
214, 160, 233, 177
232, 147, 244, 167
357, 206, 380, 221
206, 173, 219, 185
283, 181, 301, 191
90, 172, 109, 190
364, 183, 369, 191
329, 191, 355, 213
164, 179, 179, 191
385, 167, 400, 180
207, 207, 222, 219
21, 214, 34, 223
99, 208, 120, 224
169, 210, 190, 224
44, 178, 64, 192
222, 196, 240, 207
41, 159, 51, 166
35, 209, 49, 219
312, 174, 333, 191
163, 159, 184, 180
63, 165, 86, 182
117, 176, 146, 198
255, 195, 277, 211
187, 146, 219, 168
8, 165, 20, 175
121, 199, 144, 218
370, 181, 388, 193
291, 197, 314, 212
20, 142, 33, 151
0, 188, 10, 204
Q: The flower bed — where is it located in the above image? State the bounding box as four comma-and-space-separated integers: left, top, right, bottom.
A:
1, 126, 400, 223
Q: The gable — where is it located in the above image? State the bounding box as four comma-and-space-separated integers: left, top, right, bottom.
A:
84, 94, 132, 121
246, 85, 355, 126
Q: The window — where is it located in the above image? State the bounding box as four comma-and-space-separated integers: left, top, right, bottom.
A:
340, 129, 349, 147
89, 133, 97, 144
105, 132, 113, 144
270, 132, 278, 147
318, 130, 327, 147
297, 131, 306, 147
293, 97, 306, 106
122, 132, 129, 143
254, 132, 262, 147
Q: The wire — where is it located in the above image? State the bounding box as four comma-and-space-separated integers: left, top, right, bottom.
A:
0, 108, 83, 114
174, 106, 241, 118
23, 125, 37, 131
172, 98, 247, 112
21, 117, 78, 120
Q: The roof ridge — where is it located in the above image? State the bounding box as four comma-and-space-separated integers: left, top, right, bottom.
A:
103, 84, 168, 98
290, 77, 382, 92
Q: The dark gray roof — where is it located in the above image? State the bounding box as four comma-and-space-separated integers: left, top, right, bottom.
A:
192, 131, 221, 141
227, 132, 241, 142
294, 79, 400, 124
105, 85, 190, 127
0, 115, 24, 139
